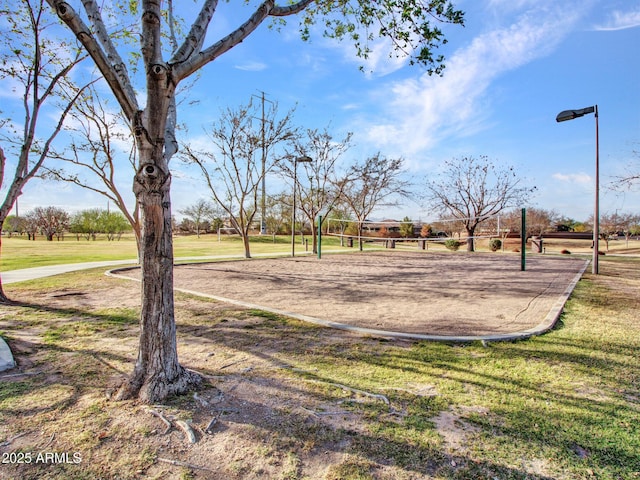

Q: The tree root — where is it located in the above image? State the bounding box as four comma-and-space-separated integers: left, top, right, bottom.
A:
300, 406, 353, 417
157, 457, 213, 472
175, 420, 197, 444
115, 366, 203, 403
0, 431, 28, 447
290, 367, 391, 407
205, 412, 221, 434
148, 409, 197, 443
148, 409, 172, 435
307, 379, 390, 405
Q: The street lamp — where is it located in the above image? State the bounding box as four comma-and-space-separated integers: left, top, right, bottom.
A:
556, 104, 599, 274
291, 155, 313, 257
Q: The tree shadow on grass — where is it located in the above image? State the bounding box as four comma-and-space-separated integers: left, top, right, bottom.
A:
2, 294, 638, 478
176, 311, 640, 478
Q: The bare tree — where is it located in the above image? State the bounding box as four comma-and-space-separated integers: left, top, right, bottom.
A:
0, 0, 90, 302
24, 214, 39, 240
424, 156, 535, 252
45, 0, 464, 402
182, 100, 296, 258
179, 199, 216, 238
279, 129, 353, 253
265, 193, 290, 242
494, 207, 558, 238
611, 145, 640, 191
44, 85, 141, 250
340, 153, 410, 250
26, 206, 70, 241
325, 205, 353, 245
590, 211, 640, 251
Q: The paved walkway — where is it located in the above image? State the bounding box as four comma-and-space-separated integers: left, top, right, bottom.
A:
1, 251, 328, 285
2, 259, 139, 285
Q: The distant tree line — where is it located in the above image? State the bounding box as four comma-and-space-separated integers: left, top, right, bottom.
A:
429, 206, 640, 252
2, 208, 131, 241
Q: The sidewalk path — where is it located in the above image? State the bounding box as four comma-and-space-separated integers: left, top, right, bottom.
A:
1, 250, 347, 285
2, 260, 139, 284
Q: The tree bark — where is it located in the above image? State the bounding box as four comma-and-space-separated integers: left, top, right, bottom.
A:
0, 236, 9, 303
242, 233, 251, 259
115, 156, 201, 402
466, 227, 475, 252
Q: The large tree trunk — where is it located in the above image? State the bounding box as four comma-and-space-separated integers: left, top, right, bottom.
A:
115, 159, 201, 403
465, 227, 475, 252
0, 236, 9, 304
242, 232, 251, 259
114, 71, 200, 401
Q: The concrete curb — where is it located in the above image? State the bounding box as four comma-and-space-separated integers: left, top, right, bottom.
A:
106, 258, 589, 343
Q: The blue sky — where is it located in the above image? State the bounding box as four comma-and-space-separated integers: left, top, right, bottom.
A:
7, 0, 640, 223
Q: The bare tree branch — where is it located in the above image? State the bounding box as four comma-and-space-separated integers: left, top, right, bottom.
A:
170, 0, 219, 64
173, 0, 313, 81
340, 153, 410, 250
45, 0, 139, 119
424, 156, 535, 251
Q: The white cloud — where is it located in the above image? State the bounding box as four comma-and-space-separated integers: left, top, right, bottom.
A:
359, 37, 411, 77
234, 61, 268, 72
593, 8, 640, 31
361, 2, 584, 155
552, 172, 592, 184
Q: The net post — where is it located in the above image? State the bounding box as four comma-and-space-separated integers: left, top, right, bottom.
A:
521, 208, 526, 271
317, 214, 322, 259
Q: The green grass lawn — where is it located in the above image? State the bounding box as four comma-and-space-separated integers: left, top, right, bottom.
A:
0, 233, 358, 271
6, 232, 636, 272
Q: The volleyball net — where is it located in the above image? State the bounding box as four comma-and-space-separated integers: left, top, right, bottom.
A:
322, 216, 508, 245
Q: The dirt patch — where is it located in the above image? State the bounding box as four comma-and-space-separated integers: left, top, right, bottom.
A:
432, 406, 486, 453
124, 251, 587, 337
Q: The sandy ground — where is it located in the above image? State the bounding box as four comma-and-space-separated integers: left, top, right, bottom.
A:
158, 251, 589, 338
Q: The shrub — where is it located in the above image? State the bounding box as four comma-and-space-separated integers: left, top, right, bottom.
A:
489, 239, 502, 252
444, 239, 462, 251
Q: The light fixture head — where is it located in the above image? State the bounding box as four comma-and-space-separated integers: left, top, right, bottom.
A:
556, 106, 596, 123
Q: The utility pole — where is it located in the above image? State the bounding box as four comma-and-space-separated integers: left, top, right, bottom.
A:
251, 91, 272, 235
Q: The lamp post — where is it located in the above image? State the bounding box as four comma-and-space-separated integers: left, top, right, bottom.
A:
291, 155, 312, 257
556, 105, 599, 274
